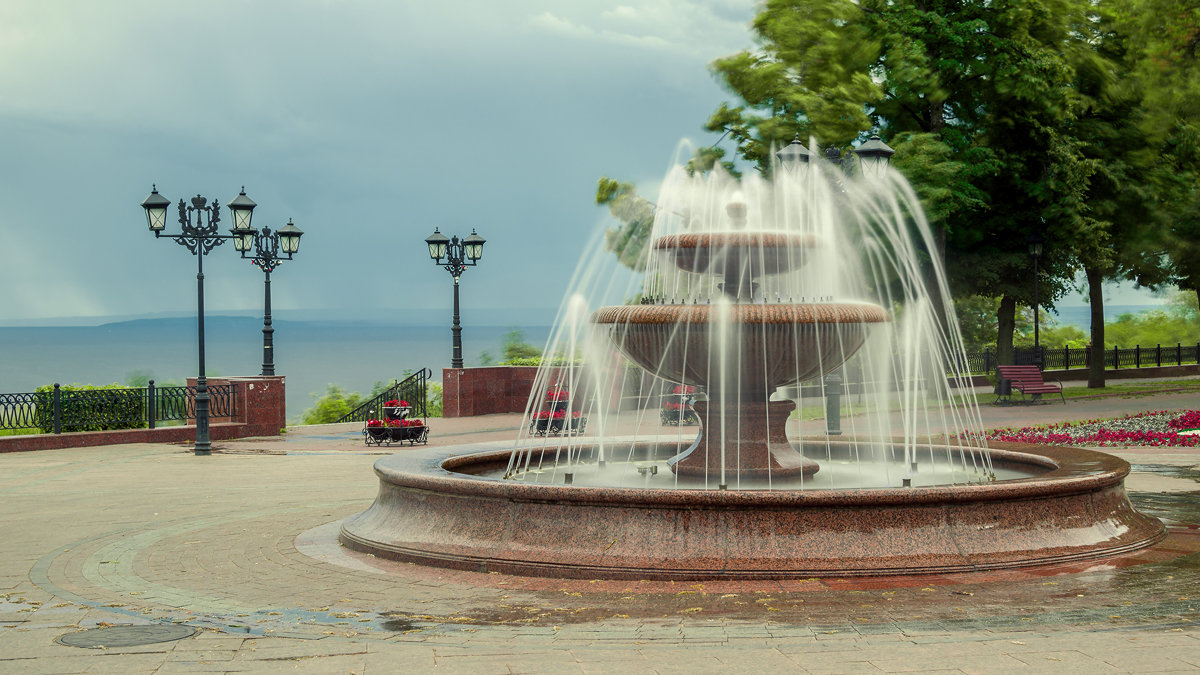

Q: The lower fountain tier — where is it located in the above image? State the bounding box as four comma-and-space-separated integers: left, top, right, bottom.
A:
669, 400, 817, 480
339, 442, 1166, 580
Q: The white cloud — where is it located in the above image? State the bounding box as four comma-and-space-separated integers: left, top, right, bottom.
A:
529, 0, 754, 58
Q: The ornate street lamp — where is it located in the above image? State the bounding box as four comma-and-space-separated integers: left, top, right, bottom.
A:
775, 133, 895, 176
425, 228, 486, 369
1027, 232, 1046, 367
235, 202, 304, 376
140, 185, 256, 455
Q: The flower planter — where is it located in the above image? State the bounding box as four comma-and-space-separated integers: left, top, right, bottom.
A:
660, 385, 700, 426
660, 407, 699, 426
363, 422, 428, 446
529, 416, 587, 437
528, 385, 587, 436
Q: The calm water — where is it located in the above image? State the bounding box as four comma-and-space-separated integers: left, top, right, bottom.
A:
0, 317, 550, 422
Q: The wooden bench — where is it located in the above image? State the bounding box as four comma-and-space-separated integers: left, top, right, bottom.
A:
996, 365, 1064, 404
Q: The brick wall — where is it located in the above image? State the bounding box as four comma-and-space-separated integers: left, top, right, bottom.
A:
442, 367, 539, 417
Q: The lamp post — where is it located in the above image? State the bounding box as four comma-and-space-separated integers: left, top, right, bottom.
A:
425, 228, 486, 369
234, 212, 304, 376
1027, 233, 1046, 368
141, 185, 257, 455
777, 134, 895, 436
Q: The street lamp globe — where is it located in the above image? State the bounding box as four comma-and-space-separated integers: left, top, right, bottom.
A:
776, 135, 812, 166
278, 219, 304, 255
141, 186, 171, 232
463, 229, 486, 262
854, 134, 896, 177
425, 228, 450, 261
1027, 233, 1045, 258
227, 187, 257, 233
232, 228, 256, 252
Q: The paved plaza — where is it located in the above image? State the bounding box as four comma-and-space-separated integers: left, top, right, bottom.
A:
5, 392, 1200, 673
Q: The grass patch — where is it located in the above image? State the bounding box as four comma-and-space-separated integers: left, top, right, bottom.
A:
968, 378, 1200, 405
0, 428, 37, 437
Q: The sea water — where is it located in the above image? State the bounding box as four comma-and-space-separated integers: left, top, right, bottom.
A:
0, 317, 550, 423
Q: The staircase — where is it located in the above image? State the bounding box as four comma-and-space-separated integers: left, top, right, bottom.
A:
336, 368, 432, 423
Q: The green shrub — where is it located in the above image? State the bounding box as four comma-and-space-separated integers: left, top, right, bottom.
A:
34, 383, 147, 433
426, 381, 443, 417
300, 385, 365, 425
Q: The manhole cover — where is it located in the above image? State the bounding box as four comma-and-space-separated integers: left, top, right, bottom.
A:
56, 624, 196, 648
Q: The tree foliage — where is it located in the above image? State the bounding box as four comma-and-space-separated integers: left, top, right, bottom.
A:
595, 177, 656, 271
591, 0, 1200, 378
300, 385, 364, 425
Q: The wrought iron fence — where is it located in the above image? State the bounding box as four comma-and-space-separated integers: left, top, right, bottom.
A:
964, 343, 1200, 375
0, 381, 237, 434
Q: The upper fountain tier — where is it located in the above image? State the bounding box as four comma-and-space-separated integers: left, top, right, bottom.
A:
653, 232, 821, 300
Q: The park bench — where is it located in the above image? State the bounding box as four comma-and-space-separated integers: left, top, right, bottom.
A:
996, 365, 1065, 405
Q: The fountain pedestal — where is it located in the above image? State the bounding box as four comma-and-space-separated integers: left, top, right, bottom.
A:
670, 400, 817, 480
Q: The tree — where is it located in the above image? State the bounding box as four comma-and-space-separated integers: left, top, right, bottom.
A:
1121, 0, 1200, 317
595, 178, 656, 271
703, 0, 1087, 358
300, 385, 363, 425
1054, 0, 1200, 386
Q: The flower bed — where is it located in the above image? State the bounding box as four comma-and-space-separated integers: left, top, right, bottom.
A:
985, 410, 1200, 447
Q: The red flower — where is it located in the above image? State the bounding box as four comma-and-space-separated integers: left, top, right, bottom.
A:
367, 419, 383, 428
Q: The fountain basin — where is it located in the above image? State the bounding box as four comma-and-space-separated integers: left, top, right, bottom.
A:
339, 442, 1165, 580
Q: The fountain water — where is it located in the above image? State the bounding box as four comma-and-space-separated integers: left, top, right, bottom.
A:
341, 140, 1164, 579
506, 142, 991, 490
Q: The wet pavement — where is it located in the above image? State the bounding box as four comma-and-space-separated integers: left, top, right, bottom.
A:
4, 390, 1200, 672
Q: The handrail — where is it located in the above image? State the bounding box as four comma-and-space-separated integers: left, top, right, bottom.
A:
336, 368, 432, 424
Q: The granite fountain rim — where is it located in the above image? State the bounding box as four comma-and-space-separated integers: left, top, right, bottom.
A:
370, 440, 1129, 508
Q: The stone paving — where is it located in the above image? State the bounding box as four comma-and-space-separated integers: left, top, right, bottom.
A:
5, 392, 1200, 672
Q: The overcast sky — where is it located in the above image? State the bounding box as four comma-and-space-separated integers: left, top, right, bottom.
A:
0, 0, 1161, 326
0, 0, 759, 324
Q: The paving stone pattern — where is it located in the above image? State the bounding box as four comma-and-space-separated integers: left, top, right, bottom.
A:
4, 392, 1200, 672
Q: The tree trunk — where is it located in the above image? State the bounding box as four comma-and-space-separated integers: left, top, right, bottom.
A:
1086, 264, 1106, 388
996, 295, 1016, 366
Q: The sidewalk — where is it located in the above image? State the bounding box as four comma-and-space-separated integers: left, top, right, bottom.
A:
3, 394, 1200, 672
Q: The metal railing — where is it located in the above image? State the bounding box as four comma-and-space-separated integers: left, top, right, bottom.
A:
337, 368, 432, 423
965, 343, 1200, 375
0, 381, 237, 434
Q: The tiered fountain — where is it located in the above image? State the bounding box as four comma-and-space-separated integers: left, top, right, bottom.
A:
593, 226, 889, 483
341, 138, 1164, 579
